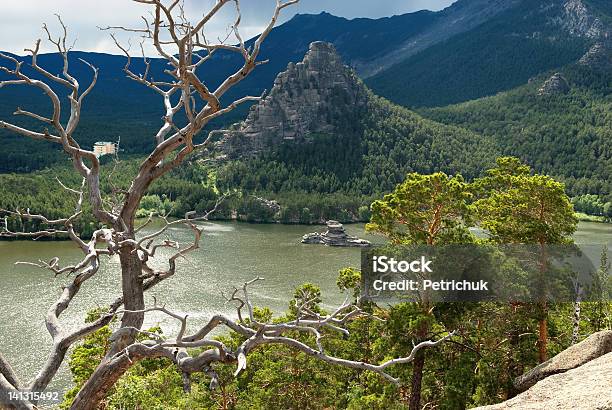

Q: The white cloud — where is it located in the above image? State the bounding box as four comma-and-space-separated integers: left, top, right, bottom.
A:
0, 0, 456, 55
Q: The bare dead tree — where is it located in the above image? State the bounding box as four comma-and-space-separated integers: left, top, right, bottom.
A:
0, 2, 455, 409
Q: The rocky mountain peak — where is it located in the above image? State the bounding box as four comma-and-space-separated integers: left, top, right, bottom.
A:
220, 41, 367, 157
302, 41, 342, 67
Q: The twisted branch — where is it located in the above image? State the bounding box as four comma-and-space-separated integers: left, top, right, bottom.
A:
109, 278, 455, 387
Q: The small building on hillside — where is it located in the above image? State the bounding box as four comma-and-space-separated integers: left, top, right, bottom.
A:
93, 142, 117, 158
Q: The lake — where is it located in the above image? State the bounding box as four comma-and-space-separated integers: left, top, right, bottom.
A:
0, 221, 609, 394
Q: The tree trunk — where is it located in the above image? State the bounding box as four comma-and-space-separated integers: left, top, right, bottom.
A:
538, 315, 548, 363
409, 351, 425, 410
107, 246, 146, 356
409, 314, 429, 410
69, 357, 133, 410
537, 242, 548, 363
70, 235, 146, 409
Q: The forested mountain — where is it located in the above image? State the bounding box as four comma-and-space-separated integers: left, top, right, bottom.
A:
2, 0, 610, 173
215, 42, 496, 198
0, 5, 459, 172
0, 43, 498, 226
0, 0, 610, 219
368, 0, 610, 107
421, 47, 612, 202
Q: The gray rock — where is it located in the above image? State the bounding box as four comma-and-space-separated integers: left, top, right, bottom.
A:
538, 73, 570, 96
220, 42, 368, 157
561, 0, 606, 39
302, 220, 370, 247
579, 42, 612, 70
513, 330, 612, 392
252, 196, 281, 214
475, 351, 612, 410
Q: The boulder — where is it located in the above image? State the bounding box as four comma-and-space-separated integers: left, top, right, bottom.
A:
514, 330, 612, 392
475, 352, 612, 410
302, 220, 370, 247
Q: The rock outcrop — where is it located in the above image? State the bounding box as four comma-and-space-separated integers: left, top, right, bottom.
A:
538, 73, 570, 96
579, 42, 612, 70
476, 352, 612, 410
220, 41, 368, 157
560, 0, 607, 39
252, 196, 281, 215
475, 331, 612, 409
514, 330, 612, 392
302, 220, 370, 247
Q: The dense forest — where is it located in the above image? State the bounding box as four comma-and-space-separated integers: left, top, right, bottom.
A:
0, 158, 213, 237
213, 92, 498, 223
60, 289, 611, 409
2, 80, 610, 230
5, 51, 609, 223
421, 64, 612, 204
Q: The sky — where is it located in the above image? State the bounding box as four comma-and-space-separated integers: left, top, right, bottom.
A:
0, 0, 456, 56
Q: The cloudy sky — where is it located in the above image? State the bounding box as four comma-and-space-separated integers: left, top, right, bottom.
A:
0, 0, 456, 56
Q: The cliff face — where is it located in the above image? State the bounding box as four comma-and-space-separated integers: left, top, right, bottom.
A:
579, 41, 612, 70
221, 42, 368, 157
559, 0, 608, 39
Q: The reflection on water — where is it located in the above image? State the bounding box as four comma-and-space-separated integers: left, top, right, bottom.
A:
0, 220, 609, 393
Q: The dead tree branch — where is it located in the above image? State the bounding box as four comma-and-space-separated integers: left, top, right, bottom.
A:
0, 1, 462, 409
109, 279, 455, 388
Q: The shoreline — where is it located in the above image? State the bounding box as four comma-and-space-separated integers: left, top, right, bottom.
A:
1, 217, 609, 242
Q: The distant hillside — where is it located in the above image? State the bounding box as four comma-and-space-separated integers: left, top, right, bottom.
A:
0, 0, 567, 172
368, 0, 610, 107
0, 43, 498, 228
1, 0, 610, 177
420, 49, 612, 200
2, 39, 610, 226
220, 40, 610, 204
0, 51, 171, 172
0, 10, 442, 172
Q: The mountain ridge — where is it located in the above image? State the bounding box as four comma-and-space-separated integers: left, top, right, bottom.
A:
368, 0, 611, 107
354, 0, 522, 77
419, 51, 611, 200
220, 42, 369, 158
218, 39, 610, 203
